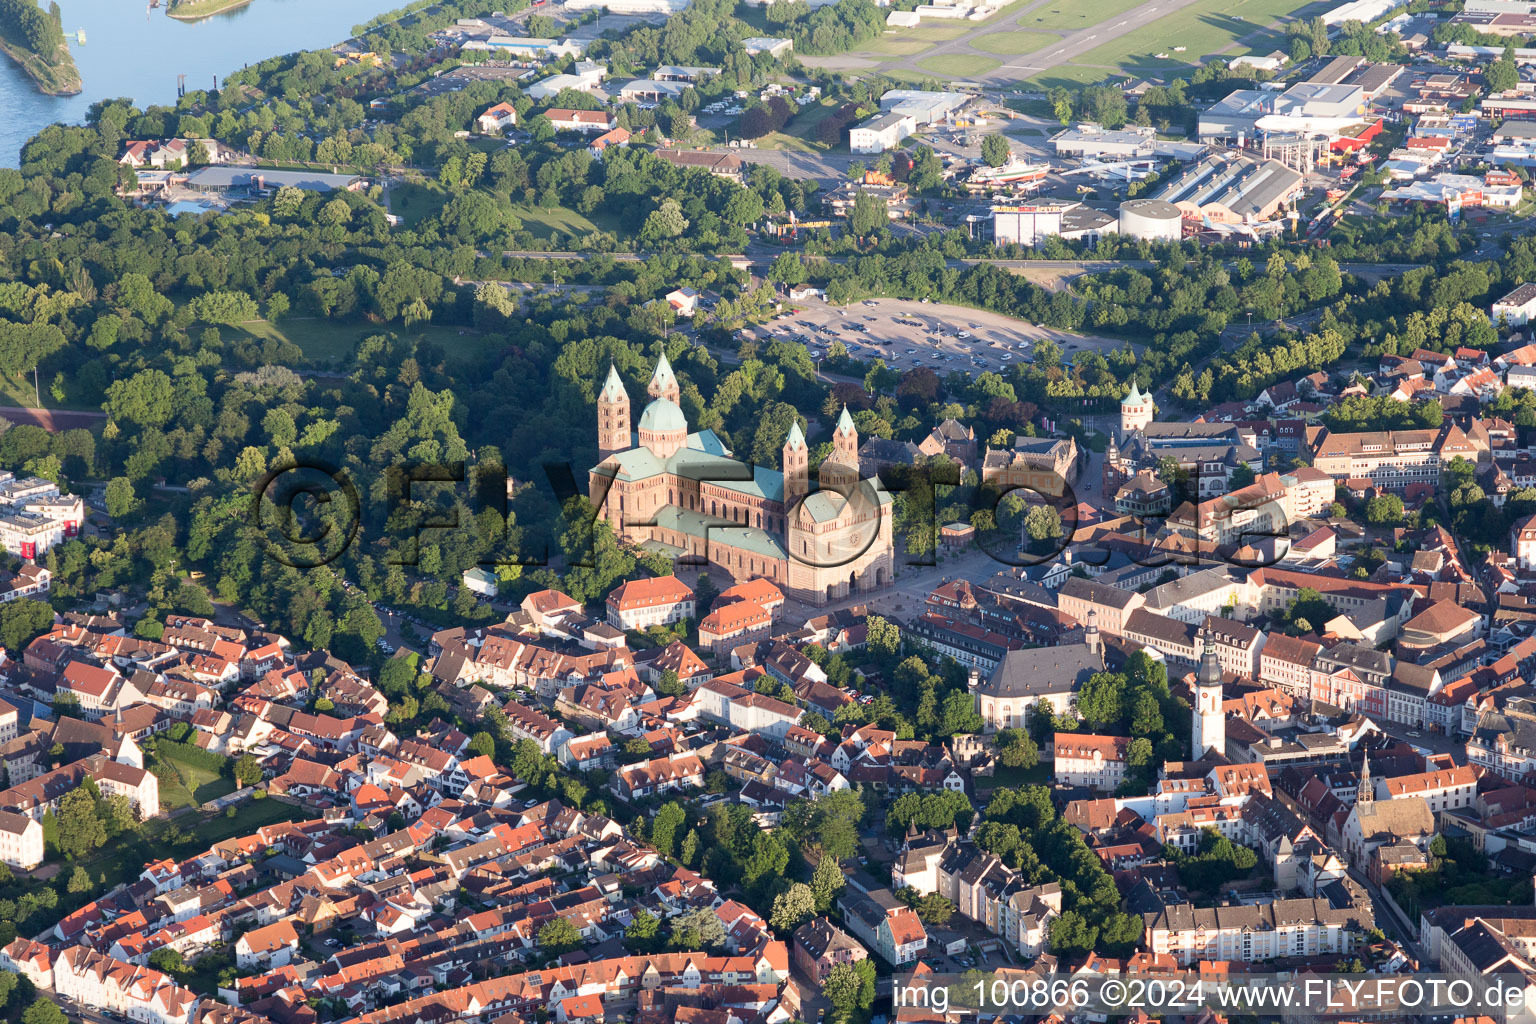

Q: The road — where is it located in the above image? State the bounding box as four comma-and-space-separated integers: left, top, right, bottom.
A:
499, 249, 1428, 279
883, 0, 1217, 82
0, 406, 107, 432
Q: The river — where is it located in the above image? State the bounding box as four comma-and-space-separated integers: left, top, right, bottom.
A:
0, 0, 408, 166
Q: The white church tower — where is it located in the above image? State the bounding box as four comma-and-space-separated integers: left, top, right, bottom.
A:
1192, 627, 1225, 760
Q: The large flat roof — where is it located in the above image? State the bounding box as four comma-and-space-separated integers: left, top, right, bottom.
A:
185, 167, 361, 191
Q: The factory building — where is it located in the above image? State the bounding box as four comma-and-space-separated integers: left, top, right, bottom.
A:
1154, 156, 1303, 225
1117, 199, 1184, 242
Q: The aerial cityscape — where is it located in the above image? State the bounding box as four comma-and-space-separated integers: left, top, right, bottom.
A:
2, 0, 1536, 1020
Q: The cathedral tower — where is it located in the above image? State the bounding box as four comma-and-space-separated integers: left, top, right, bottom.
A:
597, 364, 630, 459
819, 406, 861, 491
783, 421, 808, 513
648, 352, 681, 404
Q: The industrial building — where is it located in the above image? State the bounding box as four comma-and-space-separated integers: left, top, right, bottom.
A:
1321, 0, 1407, 26
992, 203, 1075, 246
1154, 156, 1303, 225
1051, 125, 1157, 158
1198, 84, 1366, 142
1118, 199, 1184, 241
849, 112, 916, 154
877, 90, 973, 125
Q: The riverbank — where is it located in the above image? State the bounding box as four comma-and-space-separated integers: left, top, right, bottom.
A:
0, 29, 81, 96
166, 0, 255, 20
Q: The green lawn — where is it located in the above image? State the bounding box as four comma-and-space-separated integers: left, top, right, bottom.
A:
1018, 0, 1143, 30
387, 179, 449, 229
971, 31, 1062, 55
153, 749, 235, 809
861, 24, 970, 56
0, 373, 98, 412
753, 98, 852, 152
1028, 64, 1122, 88
185, 796, 304, 847
509, 202, 622, 241
1038, 0, 1315, 83
984, 762, 1052, 788
917, 53, 1002, 76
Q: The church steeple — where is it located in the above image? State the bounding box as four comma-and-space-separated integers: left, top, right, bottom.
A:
820, 406, 861, 492
1192, 627, 1225, 760
1357, 750, 1374, 809
596, 364, 631, 459
648, 352, 680, 404
783, 420, 808, 514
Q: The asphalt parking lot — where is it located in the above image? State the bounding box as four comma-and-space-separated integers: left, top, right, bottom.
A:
746, 296, 1134, 377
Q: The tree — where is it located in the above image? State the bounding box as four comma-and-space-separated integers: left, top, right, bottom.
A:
271, 186, 305, 217
769, 882, 816, 932
104, 476, 140, 518
1024, 504, 1064, 544
148, 948, 186, 975
981, 133, 1011, 167
234, 754, 263, 787
1076, 672, 1126, 731
939, 689, 984, 736
1365, 494, 1404, 525
66, 865, 92, 894
625, 908, 661, 952
21, 1002, 64, 1024
811, 854, 846, 911
1487, 45, 1519, 93
916, 892, 955, 925
650, 802, 687, 858
537, 917, 582, 955
824, 962, 863, 1021
468, 731, 497, 760
996, 729, 1039, 769
671, 905, 726, 949
1049, 910, 1098, 956
654, 668, 685, 697
0, 599, 54, 652
643, 198, 689, 242
56, 787, 106, 859
850, 191, 887, 237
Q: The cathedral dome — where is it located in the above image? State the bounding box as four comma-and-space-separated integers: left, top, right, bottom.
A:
638, 398, 687, 434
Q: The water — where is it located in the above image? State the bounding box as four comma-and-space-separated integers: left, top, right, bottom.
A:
0, 0, 408, 166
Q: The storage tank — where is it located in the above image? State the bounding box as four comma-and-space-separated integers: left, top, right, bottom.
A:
1117, 198, 1183, 242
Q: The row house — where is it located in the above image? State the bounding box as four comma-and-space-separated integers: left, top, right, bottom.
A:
611, 753, 705, 801
1202, 615, 1266, 678
53, 946, 200, 1024
58, 660, 144, 718
346, 946, 789, 1024
892, 832, 1061, 957
1378, 764, 1476, 813
500, 701, 574, 755
1142, 898, 1367, 966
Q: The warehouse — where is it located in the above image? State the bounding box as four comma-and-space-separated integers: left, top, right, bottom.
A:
877, 89, 972, 125
849, 112, 916, 154
1198, 83, 1365, 141
1051, 125, 1156, 158
1154, 156, 1303, 225
992, 202, 1076, 246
